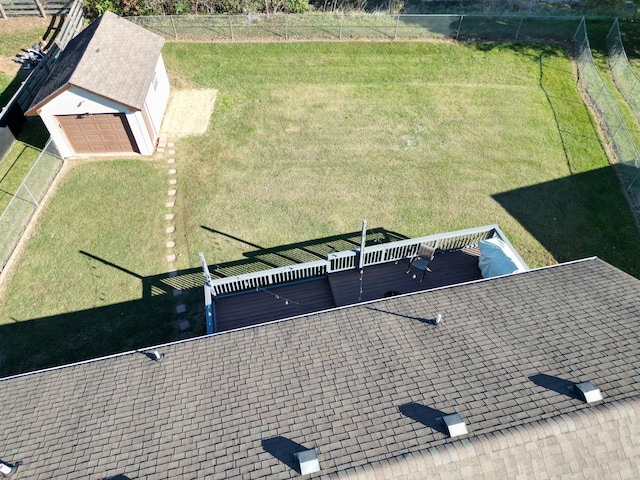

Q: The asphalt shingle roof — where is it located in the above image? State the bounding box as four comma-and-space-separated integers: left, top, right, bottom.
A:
27, 11, 164, 114
1, 257, 639, 479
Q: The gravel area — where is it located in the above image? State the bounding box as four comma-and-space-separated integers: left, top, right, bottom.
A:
160, 89, 218, 138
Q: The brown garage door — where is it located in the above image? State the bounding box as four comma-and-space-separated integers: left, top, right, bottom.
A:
57, 113, 139, 154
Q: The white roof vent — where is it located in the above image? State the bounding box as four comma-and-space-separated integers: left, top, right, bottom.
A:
152, 350, 164, 362
438, 413, 468, 438
0, 460, 20, 477
573, 381, 603, 403
294, 447, 320, 475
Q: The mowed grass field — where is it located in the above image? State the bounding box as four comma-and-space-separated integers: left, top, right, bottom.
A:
169, 41, 639, 269
1, 39, 640, 376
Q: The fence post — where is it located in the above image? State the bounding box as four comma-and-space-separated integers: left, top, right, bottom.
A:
22, 185, 39, 206
515, 16, 524, 40
170, 15, 178, 39
593, 82, 605, 105
606, 18, 618, 47
572, 16, 585, 42
456, 15, 463, 40
607, 20, 623, 70
359, 219, 367, 269
229, 16, 234, 40
200, 252, 216, 334
34, 0, 46, 18
394, 14, 400, 40
285, 14, 288, 40
339, 13, 343, 40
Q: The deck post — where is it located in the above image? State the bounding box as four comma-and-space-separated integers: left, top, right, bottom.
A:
34, 0, 47, 18
200, 252, 216, 334
359, 219, 367, 269
204, 281, 215, 334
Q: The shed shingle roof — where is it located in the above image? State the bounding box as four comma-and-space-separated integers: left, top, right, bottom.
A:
27, 11, 165, 115
1, 257, 639, 479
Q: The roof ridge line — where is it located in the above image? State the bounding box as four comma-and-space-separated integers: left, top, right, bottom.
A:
335, 394, 640, 478
522, 255, 598, 273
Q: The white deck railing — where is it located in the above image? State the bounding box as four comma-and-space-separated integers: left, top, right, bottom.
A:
210, 259, 327, 295
209, 224, 525, 296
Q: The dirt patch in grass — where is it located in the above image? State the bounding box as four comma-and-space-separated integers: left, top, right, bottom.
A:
160, 89, 217, 138
0, 17, 50, 78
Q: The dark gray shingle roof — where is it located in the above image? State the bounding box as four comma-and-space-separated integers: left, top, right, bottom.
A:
1, 257, 639, 479
27, 11, 164, 114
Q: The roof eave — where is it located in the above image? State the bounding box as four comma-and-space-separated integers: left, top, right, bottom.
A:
25, 83, 74, 116
26, 84, 142, 116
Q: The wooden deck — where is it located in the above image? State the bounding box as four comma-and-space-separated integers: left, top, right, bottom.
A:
213, 246, 481, 332
213, 277, 335, 331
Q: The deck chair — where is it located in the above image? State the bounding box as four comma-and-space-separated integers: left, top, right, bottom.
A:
406, 243, 436, 282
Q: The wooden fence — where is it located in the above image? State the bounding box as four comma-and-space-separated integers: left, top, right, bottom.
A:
0, 0, 84, 116
0, 0, 70, 18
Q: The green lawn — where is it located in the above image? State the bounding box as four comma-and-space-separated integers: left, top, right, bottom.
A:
168, 41, 639, 270
0, 142, 41, 212
1, 40, 640, 377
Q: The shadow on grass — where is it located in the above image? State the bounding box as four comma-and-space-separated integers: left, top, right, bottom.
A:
0, 227, 407, 378
455, 16, 582, 44
201, 225, 407, 274
3, 170, 640, 380
577, 19, 640, 62
0, 76, 26, 113
397, 13, 606, 44
0, 104, 50, 156
14, 116, 49, 150
467, 41, 640, 275
493, 165, 640, 275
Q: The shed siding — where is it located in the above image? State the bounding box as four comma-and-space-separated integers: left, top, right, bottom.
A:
143, 55, 170, 140
37, 86, 124, 117
126, 111, 154, 155
37, 86, 156, 157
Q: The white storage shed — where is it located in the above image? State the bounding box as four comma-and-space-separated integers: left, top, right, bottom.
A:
26, 11, 170, 157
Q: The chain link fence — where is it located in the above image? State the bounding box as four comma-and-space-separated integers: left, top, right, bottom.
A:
574, 17, 640, 205
607, 18, 640, 190
130, 13, 581, 42
0, 139, 63, 272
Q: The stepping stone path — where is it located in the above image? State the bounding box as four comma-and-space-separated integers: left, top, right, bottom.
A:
157, 136, 187, 329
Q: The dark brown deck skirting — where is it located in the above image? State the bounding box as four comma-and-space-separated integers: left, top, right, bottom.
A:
214, 246, 481, 331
